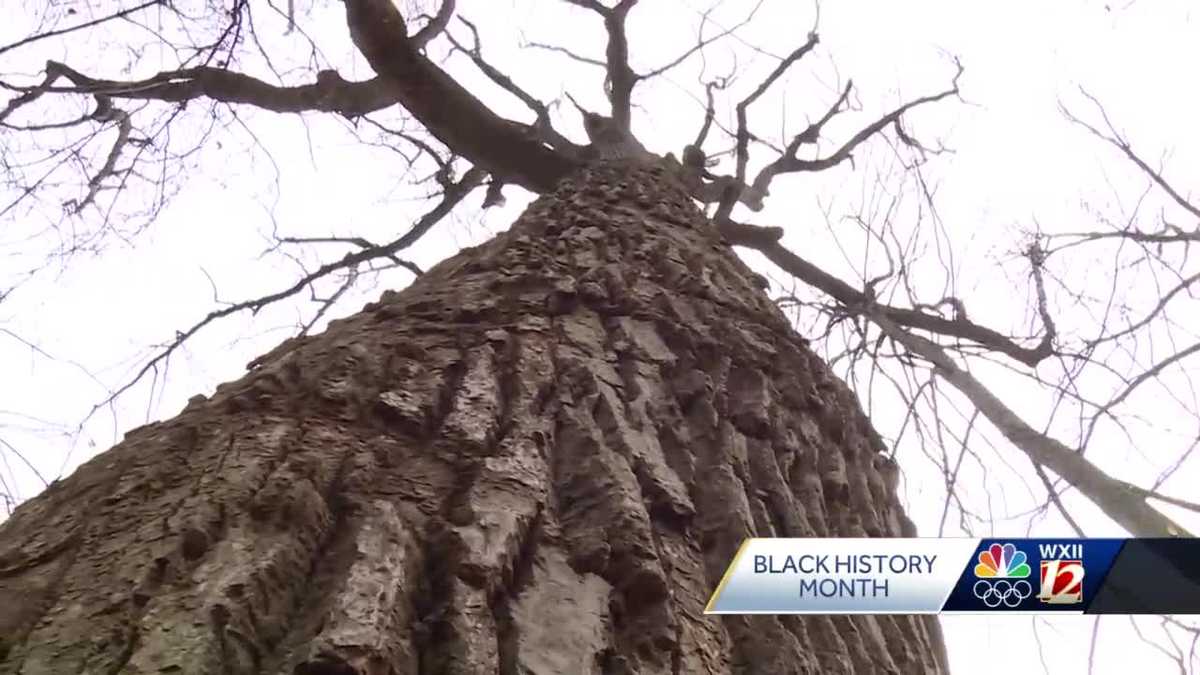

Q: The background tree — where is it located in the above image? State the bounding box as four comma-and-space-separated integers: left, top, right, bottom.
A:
1, 0, 1198, 672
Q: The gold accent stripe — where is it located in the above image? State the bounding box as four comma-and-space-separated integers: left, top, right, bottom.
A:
705, 538, 753, 613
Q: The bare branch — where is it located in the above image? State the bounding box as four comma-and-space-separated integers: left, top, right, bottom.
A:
0, 63, 147, 214
70, 97, 134, 214
1049, 225, 1200, 246
721, 229, 1055, 367
604, 1, 639, 129
358, 116, 452, 172
1032, 463, 1087, 537
1083, 340, 1200, 450
637, 2, 764, 81
276, 236, 423, 275
744, 59, 963, 210
725, 32, 821, 215
692, 80, 720, 150
0, 60, 401, 119
1073, 270, 1200, 347
87, 166, 486, 419
343, 0, 579, 191
0, 0, 164, 58
555, 0, 638, 127
562, 0, 608, 12
1128, 485, 1200, 515
869, 310, 1191, 538
523, 42, 607, 69
1063, 89, 1200, 221
1025, 239, 1058, 358
409, 0, 456, 49
446, 18, 583, 154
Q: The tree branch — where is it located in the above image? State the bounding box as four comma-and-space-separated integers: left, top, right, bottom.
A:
637, 1, 764, 81
723, 32, 821, 215
603, 1, 638, 129
343, 0, 579, 192
0, 60, 401, 119
870, 310, 1191, 538
523, 41, 608, 69
70, 96, 133, 214
445, 18, 583, 155
0, 0, 163, 58
88, 166, 487, 419
744, 60, 963, 210
1063, 89, 1200, 221
718, 226, 1055, 367
409, 0, 456, 49
558, 0, 638, 128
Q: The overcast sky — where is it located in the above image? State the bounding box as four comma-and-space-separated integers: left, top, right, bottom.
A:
2, 0, 1199, 672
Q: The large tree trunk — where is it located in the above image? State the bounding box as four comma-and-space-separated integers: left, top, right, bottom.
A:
0, 161, 948, 674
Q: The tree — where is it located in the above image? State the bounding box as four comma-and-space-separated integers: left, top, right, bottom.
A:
0, 1, 958, 671
0, 155, 953, 672
2, 0, 1197, 671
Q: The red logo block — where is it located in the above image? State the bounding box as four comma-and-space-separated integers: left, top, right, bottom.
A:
1038, 559, 1084, 604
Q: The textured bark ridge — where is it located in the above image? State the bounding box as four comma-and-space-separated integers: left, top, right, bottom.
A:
0, 161, 948, 674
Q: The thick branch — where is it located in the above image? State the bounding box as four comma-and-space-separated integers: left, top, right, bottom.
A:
445, 18, 583, 155
871, 311, 1191, 538
1, 60, 401, 119
1050, 225, 1200, 246
409, 0, 456, 49
343, 0, 579, 192
719, 226, 1054, 367
603, 1, 638, 129
561, 0, 637, 129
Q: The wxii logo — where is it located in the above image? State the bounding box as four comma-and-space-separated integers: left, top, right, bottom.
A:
1037, 543, 1085, 604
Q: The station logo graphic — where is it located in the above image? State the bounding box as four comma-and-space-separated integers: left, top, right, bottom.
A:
1037, 543, 1085, 604
972, 543, 1032, 608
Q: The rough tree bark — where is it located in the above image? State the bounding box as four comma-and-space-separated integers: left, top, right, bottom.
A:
0, 160, 948, 674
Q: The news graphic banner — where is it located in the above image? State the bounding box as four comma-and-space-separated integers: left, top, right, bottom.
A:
704, 538, 1200, 614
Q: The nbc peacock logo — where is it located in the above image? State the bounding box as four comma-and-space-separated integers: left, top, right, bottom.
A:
971, 543, 1033, 608
974, 543, 1032, 579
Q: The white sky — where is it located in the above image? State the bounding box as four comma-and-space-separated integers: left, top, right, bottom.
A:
2, 0, 1199, 672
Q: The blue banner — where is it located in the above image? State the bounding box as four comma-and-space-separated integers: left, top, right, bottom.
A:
705, 537, 1199, 614
940, 539, 1124, 612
